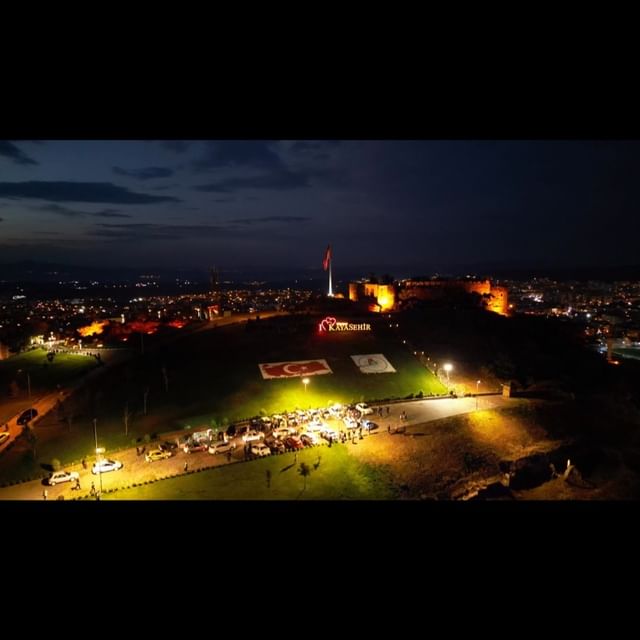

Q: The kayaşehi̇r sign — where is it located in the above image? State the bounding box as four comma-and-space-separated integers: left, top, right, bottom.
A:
318, 316, 371, 332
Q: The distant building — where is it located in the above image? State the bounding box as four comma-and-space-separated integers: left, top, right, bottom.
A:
348, 277, 509, 316
348, 282, 396, 312
398, 278, 509, 316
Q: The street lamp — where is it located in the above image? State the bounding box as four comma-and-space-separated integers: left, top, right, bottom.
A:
93, 418, 103, 500
476, 380, 481, 410
302, 377, 309, 393
443, 363, 453, 383
17, 369, 31, 399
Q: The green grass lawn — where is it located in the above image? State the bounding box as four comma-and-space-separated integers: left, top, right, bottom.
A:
0, 348, 99, 394
0, 315, 446, 482
106, 444, 397, 500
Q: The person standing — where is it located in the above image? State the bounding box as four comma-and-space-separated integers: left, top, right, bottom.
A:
42, 489, 48, 501
183, 462, 188, 472
82, 457, 87, 470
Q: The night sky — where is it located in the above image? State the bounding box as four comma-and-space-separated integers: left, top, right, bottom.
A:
1, 140, 639, 272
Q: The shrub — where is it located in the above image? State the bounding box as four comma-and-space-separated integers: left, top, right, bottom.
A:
51, 458, 62, 471
143, 433, 151, 443
417, 390, 423, 398
131, 438, 137, 446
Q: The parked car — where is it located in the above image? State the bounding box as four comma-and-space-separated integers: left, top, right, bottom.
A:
183, 442, 209, 454
285, 436, 305, 450
328, 403, 344, 417
0, 432, 10, 446
300, 432, 319, 446
92, 459, 123, 474
265, 438, 286, 453
159, 441, 178, 455
208, 440, 237, 455
145, 449, 172, 462
250, 442, 271, 457
321, 428, 339, 442
356, 403, 374, 415
17, 408, 38, 425
361, 420, 379, 432
306, 419, 325, 432
242, 430, 264, 443
343, 417, 359, 430
47, 470, 80, 486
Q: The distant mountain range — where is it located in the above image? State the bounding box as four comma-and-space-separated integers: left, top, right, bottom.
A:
2, 260, 640, 283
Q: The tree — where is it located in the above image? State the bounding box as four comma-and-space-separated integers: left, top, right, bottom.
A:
298, 462, 311, 492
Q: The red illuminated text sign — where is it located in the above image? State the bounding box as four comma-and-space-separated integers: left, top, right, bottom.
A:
318, 317, 371, 332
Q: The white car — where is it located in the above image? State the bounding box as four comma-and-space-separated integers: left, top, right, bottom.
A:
321, 428, 340, 442
356, 403, 374, 415
250, 442, 271, 457
299, 432, 319, 445
47, 470, 80, 486
0, 432, 10, 447
328, 403, 344, 417
306, 419, 325, 432
272, 426, 297, 438
92, 459, 123, 475
208, 440, 236, 455
242, 430, 264, 443
343, 417, 359, 429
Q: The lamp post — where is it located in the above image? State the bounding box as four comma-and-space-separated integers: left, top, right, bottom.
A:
443, 363, 453, 383
476, 380, 481, 410
93, 418, 103, 499
18, 369, 31, 399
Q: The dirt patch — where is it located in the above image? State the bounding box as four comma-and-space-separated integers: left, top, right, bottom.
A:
348, 402, 565, 499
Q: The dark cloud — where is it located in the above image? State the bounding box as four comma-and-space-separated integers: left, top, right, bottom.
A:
0, 181, 180, 204
113, 166, 174, 180
291, 140, 342, 153
32, 204, 86, 217
0, 141, 37, 165
195, 169, 309, 193
0, 217, 3, 222
162, 141, 191, 153
31, 204, 132, 219
231, 216, 310, 225
193, 141, 282, 171
93, 210, 132, 218
89, 222, 228, 241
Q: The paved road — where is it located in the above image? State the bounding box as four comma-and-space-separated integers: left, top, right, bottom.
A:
0, 394, 513, 500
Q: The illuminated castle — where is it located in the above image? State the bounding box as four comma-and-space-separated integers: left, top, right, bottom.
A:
349, 278, 509, 316
348, 282, 396, 312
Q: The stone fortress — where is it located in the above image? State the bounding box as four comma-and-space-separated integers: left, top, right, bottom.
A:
349, 278, 509, 316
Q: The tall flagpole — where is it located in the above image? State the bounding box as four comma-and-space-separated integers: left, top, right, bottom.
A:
328, 254, 333, 297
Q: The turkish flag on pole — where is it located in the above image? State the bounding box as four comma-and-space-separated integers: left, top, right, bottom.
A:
323, 244, 332, 271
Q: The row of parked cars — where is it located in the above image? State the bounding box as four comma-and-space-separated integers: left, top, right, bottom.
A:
47, 459, 124, 485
